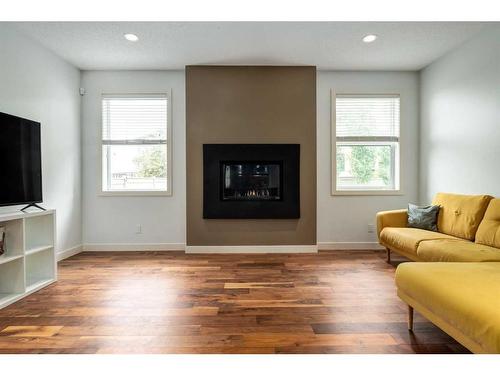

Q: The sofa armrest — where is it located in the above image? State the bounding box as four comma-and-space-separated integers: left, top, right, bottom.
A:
376, 209, 408, 240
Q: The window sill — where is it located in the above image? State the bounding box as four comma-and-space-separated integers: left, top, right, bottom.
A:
331, 190, 403, 196
99, 191, 172, 197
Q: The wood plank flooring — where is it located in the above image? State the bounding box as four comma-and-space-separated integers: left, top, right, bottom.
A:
0, 250, 469, 354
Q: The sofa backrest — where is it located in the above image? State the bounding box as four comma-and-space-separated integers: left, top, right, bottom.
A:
475, 199, 500, 248
432, 192, 493, 241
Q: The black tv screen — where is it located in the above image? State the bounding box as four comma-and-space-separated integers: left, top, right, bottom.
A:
0, 112, 42, 207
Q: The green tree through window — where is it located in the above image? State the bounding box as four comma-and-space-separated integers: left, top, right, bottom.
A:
376, 147, 391, 185
134, 147, 167, 178
337, 153, 345, 173
351, 146, 375, 184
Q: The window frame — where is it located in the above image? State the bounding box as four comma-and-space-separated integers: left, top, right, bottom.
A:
99, 91, 173, 197
331, 91, 402, 196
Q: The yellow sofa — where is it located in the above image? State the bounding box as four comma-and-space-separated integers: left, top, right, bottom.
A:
377, 193, 500, 262
396, 262, 500, 353
381, 193, 500, 353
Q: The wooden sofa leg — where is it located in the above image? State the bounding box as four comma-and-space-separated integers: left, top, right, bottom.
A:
386, 248, 391, 263
408, 305, 414, 331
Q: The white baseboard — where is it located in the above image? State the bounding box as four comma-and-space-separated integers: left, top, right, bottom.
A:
56, 245, 83, 261
317, 242, 384, 250
83, 243, 185, 251
59, 243, 381, 255
185, 245, 318, 254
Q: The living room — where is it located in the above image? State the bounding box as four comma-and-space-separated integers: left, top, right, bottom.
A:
1, 0, 499, 371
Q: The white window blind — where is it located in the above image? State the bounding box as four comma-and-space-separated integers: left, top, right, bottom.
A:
102, 94, 168, 144
336, 95, 400, 141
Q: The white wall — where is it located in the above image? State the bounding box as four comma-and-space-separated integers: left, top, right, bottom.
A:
0, 25, 82, 254
420, 27, 500, 202
317, 71, 420, 246
81, 71, 186, 247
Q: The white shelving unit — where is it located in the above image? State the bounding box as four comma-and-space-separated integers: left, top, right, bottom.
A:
0, 210, 56, 309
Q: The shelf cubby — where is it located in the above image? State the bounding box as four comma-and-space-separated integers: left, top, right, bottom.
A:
0, 257, 25, 307
0, 218, 24, 260
25, 214, 54, 253
26, 247, 55, 292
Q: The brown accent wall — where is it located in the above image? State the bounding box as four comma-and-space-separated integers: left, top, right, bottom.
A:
186, 66, 316, 246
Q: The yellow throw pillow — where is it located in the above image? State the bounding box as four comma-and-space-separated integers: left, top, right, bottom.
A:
476, 199, 500, 248
432, 192, 493, 241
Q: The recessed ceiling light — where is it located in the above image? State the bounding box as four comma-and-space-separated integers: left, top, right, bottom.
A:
124, 33, 139, 42
362, 34, 377, 43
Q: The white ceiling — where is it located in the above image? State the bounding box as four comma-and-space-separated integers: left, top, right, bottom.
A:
11, 22, 493, 71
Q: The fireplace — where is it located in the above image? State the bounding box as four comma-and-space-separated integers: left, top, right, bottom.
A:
221, 162, 282, 201
203, 144, 300, 219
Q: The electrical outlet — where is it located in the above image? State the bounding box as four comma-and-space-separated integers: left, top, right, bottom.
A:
136, 225, 142, 234
367, 224, 375, 233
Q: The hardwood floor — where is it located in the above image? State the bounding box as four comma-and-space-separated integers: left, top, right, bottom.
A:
0, 250, 469, 354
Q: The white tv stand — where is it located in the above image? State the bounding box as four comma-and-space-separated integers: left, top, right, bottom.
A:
0, 209, 56, 309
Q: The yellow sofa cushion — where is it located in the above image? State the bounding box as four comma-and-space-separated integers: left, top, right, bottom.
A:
417, 239, 500, 262
476, 198, 500, 248
380, 227, 458, 256
395, 262, 500, 353
432, 192, 493, 241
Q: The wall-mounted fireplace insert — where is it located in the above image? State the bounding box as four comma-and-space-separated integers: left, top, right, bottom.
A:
203, 144, 300, 219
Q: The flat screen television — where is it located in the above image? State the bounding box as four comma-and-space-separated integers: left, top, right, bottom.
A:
0, 112, 43, 209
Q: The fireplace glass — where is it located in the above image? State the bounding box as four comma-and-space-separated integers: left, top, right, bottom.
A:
221, 162, 282, 201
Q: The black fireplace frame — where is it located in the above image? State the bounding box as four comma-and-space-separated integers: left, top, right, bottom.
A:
203, 144, 300, 219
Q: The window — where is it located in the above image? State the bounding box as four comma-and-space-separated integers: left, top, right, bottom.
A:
333, 94, 400, 194
101, 93, 171, 195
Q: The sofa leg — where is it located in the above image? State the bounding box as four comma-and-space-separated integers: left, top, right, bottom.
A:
408, 305, 414, 331
386, 248, 391, 263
